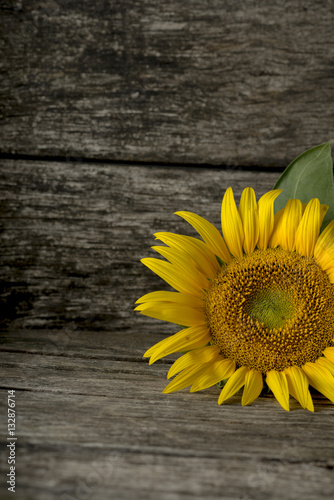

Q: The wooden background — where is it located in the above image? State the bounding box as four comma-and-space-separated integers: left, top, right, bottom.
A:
1, 1, 334, 499
1, 0, 334, 165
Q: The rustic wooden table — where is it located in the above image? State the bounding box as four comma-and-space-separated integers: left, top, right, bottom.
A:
1, 161, 334, 500
1, 1, 334, 498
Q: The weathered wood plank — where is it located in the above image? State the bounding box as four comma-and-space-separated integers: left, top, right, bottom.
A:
1, 1, 333, 165
1, 330, 334, 500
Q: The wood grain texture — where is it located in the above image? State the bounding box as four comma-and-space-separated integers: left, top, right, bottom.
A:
1, 159, 334, 500
1, 0, 334, 166
1, 331, 334, 500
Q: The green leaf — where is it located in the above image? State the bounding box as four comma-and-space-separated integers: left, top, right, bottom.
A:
274, 142, 334, 227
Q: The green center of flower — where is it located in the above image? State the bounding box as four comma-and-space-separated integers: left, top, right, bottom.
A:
205, 248, 334, 373
247, 289, 296, 330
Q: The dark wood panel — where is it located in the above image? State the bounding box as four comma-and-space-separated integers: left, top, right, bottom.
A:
1, 1, 334, 165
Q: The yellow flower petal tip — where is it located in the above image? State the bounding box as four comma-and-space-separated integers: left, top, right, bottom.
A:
266, 370, 290, 411
257, 190, 282, 249
137, 185, 334, 412
241, 369, 263, 406
221, 187, 244, 259
218, 366, 248, 405
285, 365, 314, 411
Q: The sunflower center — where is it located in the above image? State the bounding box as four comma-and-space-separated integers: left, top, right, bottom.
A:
247, 289, 296, 330
205, 248, 334, 373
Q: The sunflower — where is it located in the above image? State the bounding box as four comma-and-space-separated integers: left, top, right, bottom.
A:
135, 188, 334, 411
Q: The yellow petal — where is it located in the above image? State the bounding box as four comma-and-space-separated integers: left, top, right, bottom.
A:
144, 324, 211, 364
218, 366, 248, 404
141, 258, 204, 297
154, 232, 219, 279
284, 365, 313, 411
316, 357, 334, 376
167, 345, 220, 379
277, 199, 303, 251
135, 302, 205, 327
190, 358, 236, 392
302, 362, 334, 403
295, 199, 329, 257
162, 363, 210, 393
314, 221, 334, 271
151, 247, 209, 289
316, 247, 334, 274
268, 207, 285, 248
221, 187, 244, 259
238, 188, 259, 254
315, 221, 334, 255
175, 211, 231, 264
266, 370, 290, 411
323, 347, 334, 364
327, 270, 334, 284
257, 189, 282, 249
289, 386, 314, 413
241, 369, 263, 406
135, 291, 204, 309
305, 392, 314, 412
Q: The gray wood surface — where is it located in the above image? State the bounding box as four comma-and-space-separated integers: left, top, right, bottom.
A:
1, 160, 334, 500
1, 0, 334, 166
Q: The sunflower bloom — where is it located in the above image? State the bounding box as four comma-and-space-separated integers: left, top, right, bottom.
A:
136, 187, 334, 411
